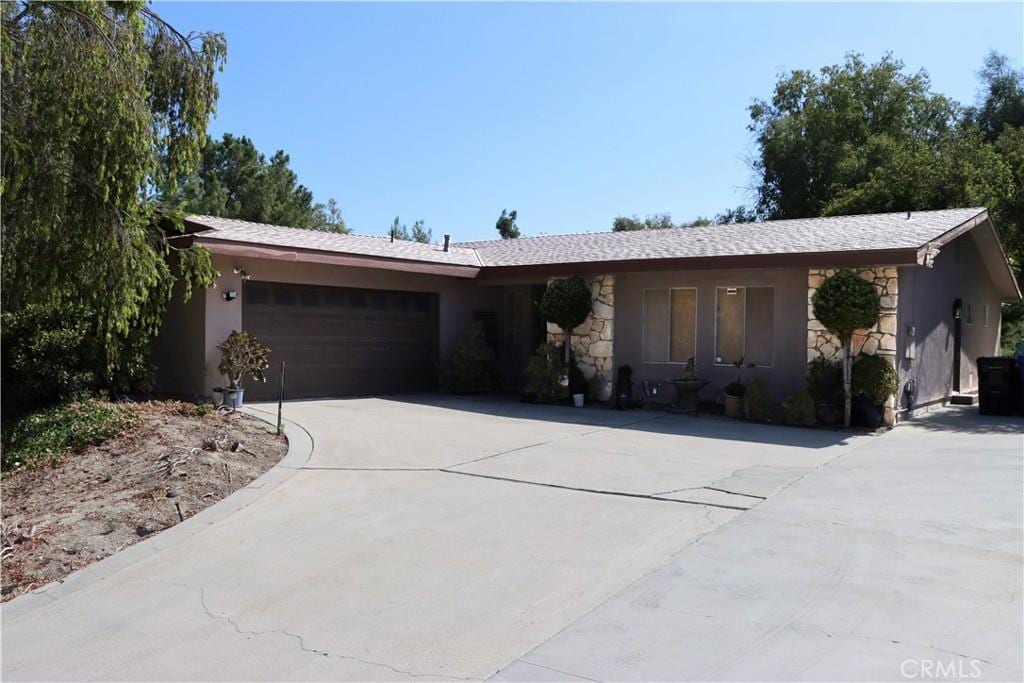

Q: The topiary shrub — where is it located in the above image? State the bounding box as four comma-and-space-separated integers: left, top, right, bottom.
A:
744, 379, 773, 422
451, 322, 499, 393
852, 353, 899, 405
812, 270, 881, 427
538, 277, 592, 368
526, 342, 568, 404
217, 331, 271, 389
781, 391, 816, 427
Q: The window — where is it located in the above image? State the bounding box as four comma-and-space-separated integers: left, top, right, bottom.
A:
643, 288, 697, 363
715, 286, 774, 366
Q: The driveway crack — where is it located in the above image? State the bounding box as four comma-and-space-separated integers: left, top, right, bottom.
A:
176, 582, 480, 681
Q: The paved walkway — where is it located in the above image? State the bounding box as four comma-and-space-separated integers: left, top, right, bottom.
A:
2, 398, 1020, 682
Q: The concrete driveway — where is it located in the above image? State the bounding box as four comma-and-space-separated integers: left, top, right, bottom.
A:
2, 397, 1020, 682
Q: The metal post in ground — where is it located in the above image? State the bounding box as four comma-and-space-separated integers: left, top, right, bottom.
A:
277, 361, 286, 435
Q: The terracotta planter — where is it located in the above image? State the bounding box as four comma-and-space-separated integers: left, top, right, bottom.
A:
724, 394, 744, 419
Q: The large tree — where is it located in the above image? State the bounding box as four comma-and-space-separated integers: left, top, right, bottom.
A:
170, 133, 348, 233
749, 52, 1024, 350
2, 1, 225, 396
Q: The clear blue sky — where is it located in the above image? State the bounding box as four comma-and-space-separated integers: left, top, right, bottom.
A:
155, 1, 1023, 241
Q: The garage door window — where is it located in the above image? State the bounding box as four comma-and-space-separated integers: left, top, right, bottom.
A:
643, 288, 697, 364
715, 286, 774, 366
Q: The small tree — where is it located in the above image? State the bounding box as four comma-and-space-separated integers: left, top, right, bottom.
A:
538, 277, 592, 369
217, 331, 271, 389
812, 270, 881, 427
496, 209, 520, 239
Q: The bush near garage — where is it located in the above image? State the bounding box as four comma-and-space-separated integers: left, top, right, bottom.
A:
451, 322, 500, 393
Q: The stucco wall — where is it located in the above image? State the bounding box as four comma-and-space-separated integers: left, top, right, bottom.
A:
897, 232, 1003, 409
151, 273, 207, 398
614, 268, 808, 401
195, 254, 497, 397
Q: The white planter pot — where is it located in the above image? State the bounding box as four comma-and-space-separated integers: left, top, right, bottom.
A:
572, 393, 585, 408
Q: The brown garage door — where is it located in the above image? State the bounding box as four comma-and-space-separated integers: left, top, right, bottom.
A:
242, 281, 439, 400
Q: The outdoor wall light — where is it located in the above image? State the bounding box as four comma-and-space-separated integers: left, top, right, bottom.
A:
232, 266, 253, 280
222, 289, 238, 302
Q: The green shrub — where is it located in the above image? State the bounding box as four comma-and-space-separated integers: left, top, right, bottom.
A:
526, 342, 568, 404
451, 322, 499, 393
806, 357, 844, 407
2, 400, 139, 471
852, 354, 899, 405
781, 391, 816, 427
744, 379, 773, 421
1, 303, 105, 417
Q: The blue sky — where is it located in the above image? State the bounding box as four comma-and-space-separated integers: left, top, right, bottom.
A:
155, 1, 1023, 241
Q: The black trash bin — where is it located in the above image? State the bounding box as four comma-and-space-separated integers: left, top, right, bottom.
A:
976, 357, 1020, 416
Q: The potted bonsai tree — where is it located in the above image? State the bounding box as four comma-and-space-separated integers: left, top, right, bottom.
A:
811, 270, 881, 428
851, 353, 899, 428
538, 276, 593, 389
217, 330, 271, 408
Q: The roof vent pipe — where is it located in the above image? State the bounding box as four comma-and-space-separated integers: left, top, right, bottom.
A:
443, 234, 451, 252
906, 210, 911, 220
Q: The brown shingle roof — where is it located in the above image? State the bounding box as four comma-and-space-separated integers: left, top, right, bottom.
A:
460, 208, 988, 267
184, 215, 482, 267
186, 208, 987, 271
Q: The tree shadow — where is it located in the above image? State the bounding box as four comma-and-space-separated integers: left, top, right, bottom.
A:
383, 393, 862, 450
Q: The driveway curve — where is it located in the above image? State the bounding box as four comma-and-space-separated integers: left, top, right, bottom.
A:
3, 397, 1016, 682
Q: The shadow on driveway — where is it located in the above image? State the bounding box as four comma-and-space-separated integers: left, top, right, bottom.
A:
375, 392, 862, 450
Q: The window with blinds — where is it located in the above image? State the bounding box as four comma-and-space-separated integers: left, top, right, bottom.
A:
643, 288, 697, 363
715, 286, 774, 366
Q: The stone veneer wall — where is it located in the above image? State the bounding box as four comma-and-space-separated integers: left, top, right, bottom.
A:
807, 267, 899, 425
546, 274, 615, 400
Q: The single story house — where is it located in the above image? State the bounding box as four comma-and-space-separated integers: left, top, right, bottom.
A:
155, 207, 1019, 424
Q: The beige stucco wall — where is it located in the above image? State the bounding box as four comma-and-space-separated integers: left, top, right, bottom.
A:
193, 254, 497, 397
614, 267, 809, 402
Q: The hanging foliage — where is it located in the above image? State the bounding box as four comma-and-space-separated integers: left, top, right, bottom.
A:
1, 1, 226, 398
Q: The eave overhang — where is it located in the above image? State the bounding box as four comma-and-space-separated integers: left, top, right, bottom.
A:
192, 236, 481, 279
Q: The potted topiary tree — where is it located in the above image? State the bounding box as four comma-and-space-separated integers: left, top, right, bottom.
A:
217, 330, 271, 408
811, 270, 881, 428
538, 277, 593, 387
851, 353, 899, 428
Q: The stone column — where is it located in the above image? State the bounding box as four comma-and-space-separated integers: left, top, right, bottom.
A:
807, 267, 899, 426
546, 274, 615, 400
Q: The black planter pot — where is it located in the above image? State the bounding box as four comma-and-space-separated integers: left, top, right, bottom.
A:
851, 394, 885, 428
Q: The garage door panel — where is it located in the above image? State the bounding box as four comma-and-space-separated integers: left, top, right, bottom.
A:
242, 282, 438, 400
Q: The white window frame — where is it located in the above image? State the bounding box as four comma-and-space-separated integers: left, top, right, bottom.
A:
642, 287, 698, 365
713, 286, 775, 368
